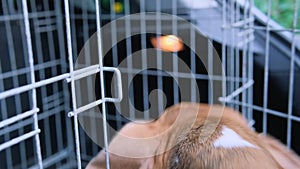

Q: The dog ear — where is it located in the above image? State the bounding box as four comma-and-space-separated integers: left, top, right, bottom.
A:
86, 149, 147, 169
86, 150, 106, 169
138, 158, 154, 169
86, 121, 154, 169
259, 134, 300, 169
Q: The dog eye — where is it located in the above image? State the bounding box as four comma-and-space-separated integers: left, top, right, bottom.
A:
174, 156, 179, 165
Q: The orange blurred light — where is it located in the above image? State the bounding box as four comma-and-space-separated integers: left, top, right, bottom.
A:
151, 35, 184, 52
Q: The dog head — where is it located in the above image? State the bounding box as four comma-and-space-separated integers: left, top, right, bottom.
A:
86, 103, 291, 169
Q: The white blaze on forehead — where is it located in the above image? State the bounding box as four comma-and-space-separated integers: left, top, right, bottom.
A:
213, 126, 257, 149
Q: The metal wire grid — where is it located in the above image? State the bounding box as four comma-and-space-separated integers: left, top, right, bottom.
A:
0, 0, 73, 168
221, 0, 300, 150
0, 0, 299, 169
224, 0, 300, 150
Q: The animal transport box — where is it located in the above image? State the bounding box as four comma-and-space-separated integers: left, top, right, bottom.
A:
0, 0, 299, 168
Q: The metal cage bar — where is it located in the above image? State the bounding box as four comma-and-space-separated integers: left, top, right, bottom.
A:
0, 0, 299, 168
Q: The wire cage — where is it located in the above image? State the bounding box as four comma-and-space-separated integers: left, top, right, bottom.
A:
0, 0, 299, 168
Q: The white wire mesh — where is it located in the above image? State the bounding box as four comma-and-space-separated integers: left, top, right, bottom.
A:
0, 0, 299, 168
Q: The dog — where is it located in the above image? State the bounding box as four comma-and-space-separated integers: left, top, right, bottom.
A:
86, 102, 300, 169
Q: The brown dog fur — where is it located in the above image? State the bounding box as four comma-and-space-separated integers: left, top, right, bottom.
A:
86, 102, 299, 169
